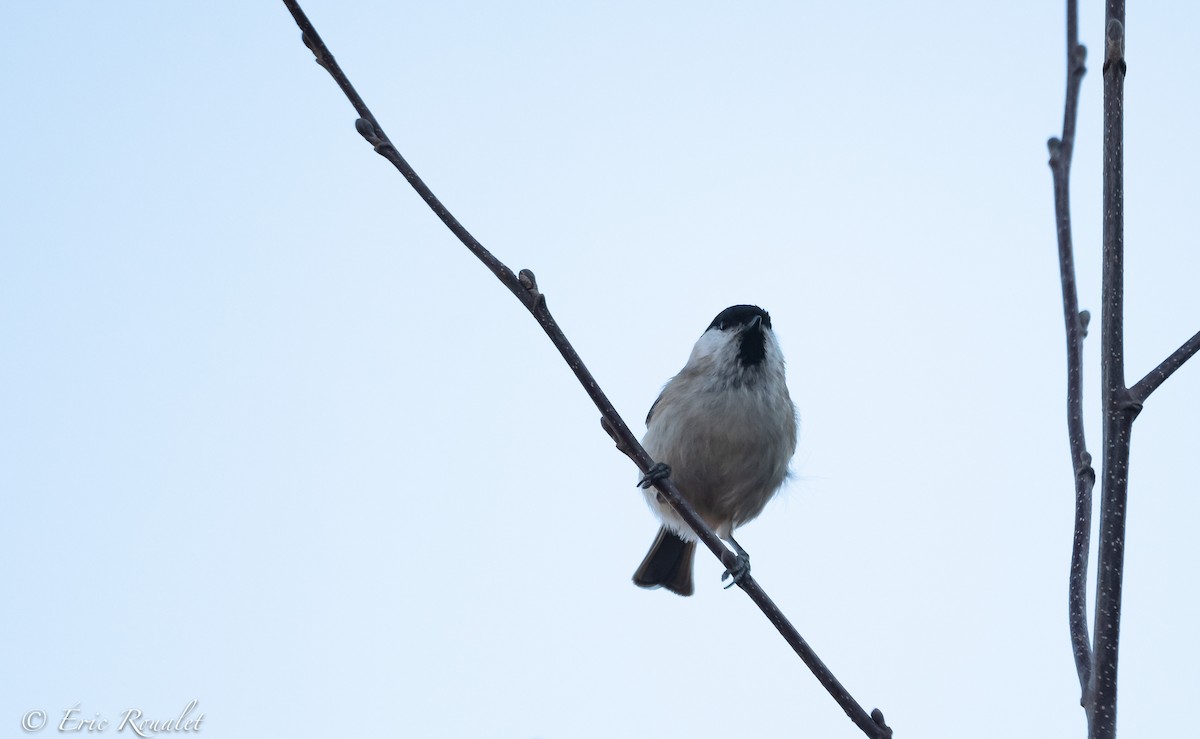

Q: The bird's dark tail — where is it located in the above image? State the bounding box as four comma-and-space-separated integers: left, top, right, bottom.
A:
633, 526, 696, 596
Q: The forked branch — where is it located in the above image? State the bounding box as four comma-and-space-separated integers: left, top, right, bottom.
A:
280, 1, 891, 736
1051, 3, 1198, 738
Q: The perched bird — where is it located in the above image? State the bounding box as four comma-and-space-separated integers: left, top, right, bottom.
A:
633, 305, 798, 596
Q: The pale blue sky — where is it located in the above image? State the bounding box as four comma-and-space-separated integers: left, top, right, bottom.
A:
2, 2, 1198, 738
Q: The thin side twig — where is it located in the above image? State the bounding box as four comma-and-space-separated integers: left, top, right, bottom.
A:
1129, 328, 1200, 403
280, 2, 892, 737
1046, 0, 1093, 703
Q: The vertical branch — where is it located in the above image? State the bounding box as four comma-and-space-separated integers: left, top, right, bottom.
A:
1046, 0, 1094, 703
1089, 5, 1138, 739
1053, 4, 1199, 736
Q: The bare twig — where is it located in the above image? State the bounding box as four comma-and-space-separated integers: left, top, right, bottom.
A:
1129, 329, 1200, 403
1046, 0, 1092, 702
280, 2, 891, 737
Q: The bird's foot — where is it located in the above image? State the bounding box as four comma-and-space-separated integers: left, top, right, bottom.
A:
721, 537, 751, 588
637, 462, 672, 489
721, 551, 751, 588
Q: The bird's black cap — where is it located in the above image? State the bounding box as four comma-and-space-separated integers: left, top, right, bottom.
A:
707, 305, 772, 332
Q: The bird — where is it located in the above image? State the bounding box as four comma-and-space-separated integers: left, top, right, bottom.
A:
633, 304, 798, 596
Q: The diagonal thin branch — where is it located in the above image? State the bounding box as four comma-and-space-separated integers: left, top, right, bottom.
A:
1046, 0, 1094, 702
279, 2, 892, 737
1129, 328, 1200, 404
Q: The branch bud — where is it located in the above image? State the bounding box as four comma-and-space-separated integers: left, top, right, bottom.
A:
1103, 19, 1126, 76
355, 118, 381, 146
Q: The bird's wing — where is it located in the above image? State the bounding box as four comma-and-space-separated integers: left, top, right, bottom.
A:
646, 388, 667, 426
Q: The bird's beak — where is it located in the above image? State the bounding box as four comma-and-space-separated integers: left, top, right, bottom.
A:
747, 315, 763, 331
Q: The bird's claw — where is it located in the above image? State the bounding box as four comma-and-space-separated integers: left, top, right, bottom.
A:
721, 551, 751, 588
637, 462, 672, 489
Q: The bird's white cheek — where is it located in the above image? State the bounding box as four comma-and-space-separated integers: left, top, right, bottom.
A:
688, 329, 736, 365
